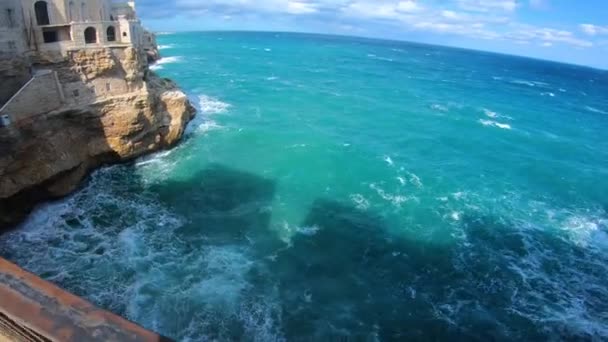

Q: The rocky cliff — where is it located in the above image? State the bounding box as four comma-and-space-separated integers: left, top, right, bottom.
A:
0, 48, 195, 230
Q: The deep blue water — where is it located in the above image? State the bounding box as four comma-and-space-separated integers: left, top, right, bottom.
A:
1, 32, 608, 341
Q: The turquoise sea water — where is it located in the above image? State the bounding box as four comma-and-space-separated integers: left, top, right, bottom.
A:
2, 32, 608, 340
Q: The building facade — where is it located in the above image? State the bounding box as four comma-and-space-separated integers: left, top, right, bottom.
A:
0, 0, 149, 58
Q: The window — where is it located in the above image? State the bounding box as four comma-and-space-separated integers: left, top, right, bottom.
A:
8, 41, 16, 50
106, 26, 116, 42
6, 8, 15, 28
42, 29, 58, 43
105, 83, 111, 91
123, 32, 127, 37
73, 89, 79, 97
84, 27, 97, 44
34, 1, 50, 25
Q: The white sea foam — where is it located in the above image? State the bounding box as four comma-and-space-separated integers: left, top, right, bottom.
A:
149, 56, 182, 70
369, 183, 412, 207
479, 119, 512, 130
483, 108, 498, 118
585, 106, 608, 115
199, 94, 231, 114
430, 104, 449, 112
367, 54, 394, 62
383, 156, 394, 166
266, 76, 279, 81
407, 172, 423, 188
158, 44, 174, 50
541, 92, 555, 97
198, 120, 224, 133
510, 79, 550, 87
295, 225, 320, 236
350, 194, 370, 210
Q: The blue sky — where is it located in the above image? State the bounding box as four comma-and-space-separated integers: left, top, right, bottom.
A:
137, 0, 608, 69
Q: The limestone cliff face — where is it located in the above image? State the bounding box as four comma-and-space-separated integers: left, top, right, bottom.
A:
0, 48, 195, 230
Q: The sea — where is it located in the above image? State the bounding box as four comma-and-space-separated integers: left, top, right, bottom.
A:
1, 32, 608, 341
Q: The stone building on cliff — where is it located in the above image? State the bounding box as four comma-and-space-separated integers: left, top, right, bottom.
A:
0, 0, 159, 112
0, 0, 194, 228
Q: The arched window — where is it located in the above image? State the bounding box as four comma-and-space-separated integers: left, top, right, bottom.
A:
68, 1, 74, 22
34, 1, 50, 25
106, 26, 116, 42
84, 27, 97, 44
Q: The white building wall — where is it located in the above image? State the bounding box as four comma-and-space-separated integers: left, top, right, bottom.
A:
0, 0, 26, 55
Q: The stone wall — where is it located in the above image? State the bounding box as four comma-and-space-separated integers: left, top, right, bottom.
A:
0, 71, 63, 122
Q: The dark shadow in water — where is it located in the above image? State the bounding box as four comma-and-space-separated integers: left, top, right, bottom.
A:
267, 199, 607, 341
148, 163, 277, 248
120, 163, 279, 341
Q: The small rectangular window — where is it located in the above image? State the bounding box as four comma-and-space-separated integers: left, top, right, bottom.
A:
8, 41, 16, 50
105, 82, 111, 91
42, 29, 58, 43
73, 89, 79, 97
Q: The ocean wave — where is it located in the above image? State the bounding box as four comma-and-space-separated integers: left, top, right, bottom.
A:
198, 120, 224, 133
483, 108, 498, 118
197, 95, 231, 115
585, 106, 607, 115
158, 44, 174, 50
150, 56, 182, 70
369, 183, 413, 208
430, 104, 449, 112
350, 194, 370, 210
509, 79, 550, 88
540, 92, 555, 97
406, 172, 423, 188
479, 119, 512, 130
367, 54, 394, 62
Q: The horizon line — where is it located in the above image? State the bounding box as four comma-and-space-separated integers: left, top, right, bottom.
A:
150, 29, 608, 72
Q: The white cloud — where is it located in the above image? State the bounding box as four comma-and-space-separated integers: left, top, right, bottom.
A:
456, 0, 518, 12
343, 1, 423, 20
396, 1, 423, 13
151, 0, 598, 50
580, 24, 608, 36
506, 25, 593, 48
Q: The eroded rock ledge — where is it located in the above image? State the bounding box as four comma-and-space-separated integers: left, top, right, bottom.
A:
0, 48, 195, 230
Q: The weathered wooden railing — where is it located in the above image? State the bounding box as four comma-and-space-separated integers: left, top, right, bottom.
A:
0, 258, 171, 342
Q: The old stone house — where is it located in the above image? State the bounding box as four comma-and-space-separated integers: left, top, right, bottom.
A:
0, 0, 159, 127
